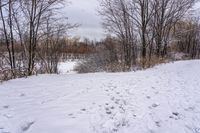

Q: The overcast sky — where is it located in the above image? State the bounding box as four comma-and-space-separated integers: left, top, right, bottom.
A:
64, 0, 105, 40
64, 1, 200, 41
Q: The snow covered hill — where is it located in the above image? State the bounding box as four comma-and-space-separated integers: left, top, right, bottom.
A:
0, 60, 200, 133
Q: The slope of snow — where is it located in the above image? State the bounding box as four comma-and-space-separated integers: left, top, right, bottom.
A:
0, 60, 200, 133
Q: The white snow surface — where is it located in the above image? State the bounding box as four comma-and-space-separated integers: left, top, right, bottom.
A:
0, 60, 200, 133
58, 61, 77, 74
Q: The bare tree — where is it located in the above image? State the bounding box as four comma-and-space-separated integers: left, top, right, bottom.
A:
99, 0, 137, 70
0, 0, 17, 77
174, 17, 200, 59
0, 0, 78, 80
8, 0, 15, 71
152, 0, 196, 57
130, 0, 154, 59
38, 11, 78, 74
18, 0, 67, 75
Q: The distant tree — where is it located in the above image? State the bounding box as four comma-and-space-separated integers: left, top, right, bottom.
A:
38, 11, 78, 73
174, 18, 200, 58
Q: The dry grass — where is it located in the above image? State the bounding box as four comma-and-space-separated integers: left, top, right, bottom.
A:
137, 56, 169, 69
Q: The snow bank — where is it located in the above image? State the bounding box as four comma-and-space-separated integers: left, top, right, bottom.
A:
0, 60, 200, 133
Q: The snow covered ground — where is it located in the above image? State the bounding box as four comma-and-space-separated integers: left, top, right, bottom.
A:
58, 60, 77, 74
0, 60, 200, 133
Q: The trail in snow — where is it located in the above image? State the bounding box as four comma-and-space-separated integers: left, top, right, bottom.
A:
0, 60, 200, 133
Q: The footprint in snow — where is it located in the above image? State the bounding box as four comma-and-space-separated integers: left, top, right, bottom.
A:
3, 105, 9, 109
152, 87, 156, 89
169, 112, 180, 120
152, 103, 159, 108
105, 108, 112, 115
149, 103, 159, 109
68, 113, 73, 116
21, 121, 35, 132
81, 108, 86, 111
20, 93, 26, 97
155, 121, 161, 127
133, 114, 137, 118
146, 96, 151, 99
105, 103, 109, 106
110, 106, 115, 110
116, 92, 120, 95
172, 112, 179, 116
105, 107, 114, 115
68, 113, 76, 119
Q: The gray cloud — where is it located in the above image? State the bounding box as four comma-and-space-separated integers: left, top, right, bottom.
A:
64, 0, 105, 40
64, 1, 200, 41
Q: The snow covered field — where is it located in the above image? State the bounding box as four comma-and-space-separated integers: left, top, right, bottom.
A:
0, 60, 200, 133
58, 60, 77, 74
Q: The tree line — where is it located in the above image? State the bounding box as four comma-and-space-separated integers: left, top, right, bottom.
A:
0, 0, 79, 80
98, 0, 200, 69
